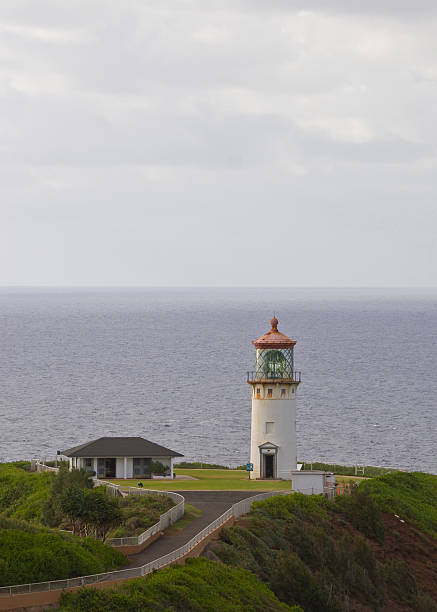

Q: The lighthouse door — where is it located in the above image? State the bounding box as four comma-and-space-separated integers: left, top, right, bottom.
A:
265, 454, 274, 478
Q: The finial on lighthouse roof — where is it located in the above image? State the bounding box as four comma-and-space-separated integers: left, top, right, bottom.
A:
252, 314, 296, 349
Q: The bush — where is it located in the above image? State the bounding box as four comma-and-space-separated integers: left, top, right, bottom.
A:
59, 557, 300, 611
0, 522, 126, 587
251, 492, 329, 522
59, 486, 122, 540
335, 487, 385, 541
383, 559, 418, 604
6, 461, 32, 471
271, 551, 340, 612
43, 465, 95, 527
359, 471, 437, 538
108, 493, 174, 538
0, 464, 53, 523
175, 461, 234, 470
150, 461, 167, 476
211, 492, 395, 610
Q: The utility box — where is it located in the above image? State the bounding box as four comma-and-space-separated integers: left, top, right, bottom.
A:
291, 470, 335, 497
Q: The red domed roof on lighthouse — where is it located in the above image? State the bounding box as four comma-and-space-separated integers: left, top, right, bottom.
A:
253, 317, 296, 349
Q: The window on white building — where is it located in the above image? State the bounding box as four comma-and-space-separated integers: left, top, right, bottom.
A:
265, 421, 274, 434
267, 388, 273, 398
281, 388, 286, 397
256, 388, 261, 398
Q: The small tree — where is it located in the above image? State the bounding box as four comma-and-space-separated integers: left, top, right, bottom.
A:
59, 485, 86, 535
150, 461, 166, 476
59, 486, 122, 540
43, 465, 95, 527
82, 489, 122, 541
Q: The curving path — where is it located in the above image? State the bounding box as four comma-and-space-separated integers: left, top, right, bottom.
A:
127, 491, 256, 568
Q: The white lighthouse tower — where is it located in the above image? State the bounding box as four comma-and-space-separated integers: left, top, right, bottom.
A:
248, 317, 301, 480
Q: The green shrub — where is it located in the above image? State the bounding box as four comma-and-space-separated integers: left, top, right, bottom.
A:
59, 486, 122, 540
150, 461, 167, 476
382, 559, 417, 603
108, 493, 174, 538
6, 461, 31, 471
270, 550, 340, 612
359, 471, 437, 538
43, 465, 95, 528
251, 492, 329, 521
0, 464, 53, 523
59, 557, 299, 611
335, 487, 385, 541
211, 492, 392, 610
175, 462, 234, 470
0, 523, 126, 586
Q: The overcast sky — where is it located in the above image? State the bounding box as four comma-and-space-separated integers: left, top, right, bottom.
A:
1, 0, 437, 287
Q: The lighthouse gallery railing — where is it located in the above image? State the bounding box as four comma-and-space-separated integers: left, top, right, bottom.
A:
247, 370, 301, 383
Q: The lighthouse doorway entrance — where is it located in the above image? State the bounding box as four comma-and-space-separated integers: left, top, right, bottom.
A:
264, 454, 274, 478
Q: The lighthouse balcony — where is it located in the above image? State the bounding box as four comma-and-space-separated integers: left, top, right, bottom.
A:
247, 370, 301, 383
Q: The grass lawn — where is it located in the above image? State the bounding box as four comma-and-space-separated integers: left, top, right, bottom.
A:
165, 503, 202, 535
111, 469, 292, 491
335, 475, 369, 483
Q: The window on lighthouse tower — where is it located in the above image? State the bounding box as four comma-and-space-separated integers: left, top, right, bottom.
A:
255, 347, 294, 380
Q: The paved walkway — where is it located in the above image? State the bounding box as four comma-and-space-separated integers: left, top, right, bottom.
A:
128, 491, 256, 568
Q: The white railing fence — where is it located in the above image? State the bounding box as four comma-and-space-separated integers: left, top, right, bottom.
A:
105, 488, 185, 547
34, 461, 59, 474
93, 479, 123, 496
0, 491, 289, 597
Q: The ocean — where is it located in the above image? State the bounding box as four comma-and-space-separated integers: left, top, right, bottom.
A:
0, 287, 436, 473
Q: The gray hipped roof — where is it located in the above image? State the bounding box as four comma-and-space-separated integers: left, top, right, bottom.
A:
62, 437, 183, 458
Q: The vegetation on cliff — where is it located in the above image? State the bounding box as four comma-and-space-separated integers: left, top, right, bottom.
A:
51, 472, 437, 611
0, 464, 53, 523
0, 517, 126, 587
2, 463, 436, 611
108, 493, 175, 538
0, 464, 171, 587
207, 473, 437, 611
358, 471, 437, 538
58, 557, 299, 611
0, 464, 175, 538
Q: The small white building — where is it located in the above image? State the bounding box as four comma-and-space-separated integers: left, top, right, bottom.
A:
291, 470, 336, 497
61, 437, 183, 480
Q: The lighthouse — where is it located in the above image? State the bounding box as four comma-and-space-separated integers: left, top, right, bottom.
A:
248, 317, 301, 480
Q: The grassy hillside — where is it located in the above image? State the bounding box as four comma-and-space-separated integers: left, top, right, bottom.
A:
58, 557, 299, 611
0, 517, 126, 587
36, 471, 437, 611
206, 475, 437, 611
359, 471, 437, 538
0, 464, 53, 523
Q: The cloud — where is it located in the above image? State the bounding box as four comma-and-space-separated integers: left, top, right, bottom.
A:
0, 1, 436, 285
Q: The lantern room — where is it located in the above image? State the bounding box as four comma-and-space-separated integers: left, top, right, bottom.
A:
248, 317, 300, 382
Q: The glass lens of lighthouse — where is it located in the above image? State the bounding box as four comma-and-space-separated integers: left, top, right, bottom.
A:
255, 348, 294, 380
